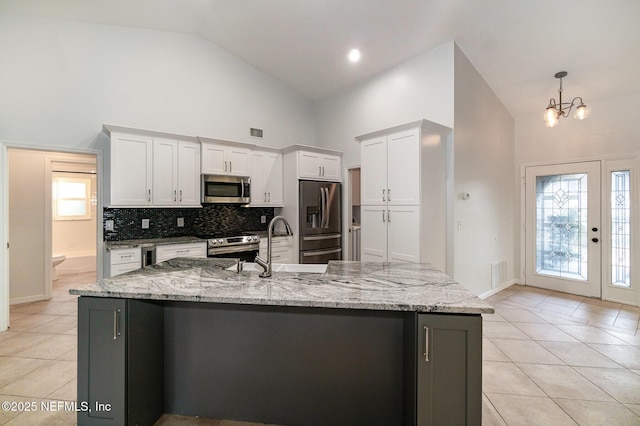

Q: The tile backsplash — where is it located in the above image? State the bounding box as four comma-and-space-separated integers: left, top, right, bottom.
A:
104, 205, 275, 241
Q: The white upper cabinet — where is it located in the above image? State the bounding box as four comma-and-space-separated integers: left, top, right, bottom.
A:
153, 138, 179, 206
361, 128, 420, 206
250, 150, 283, 207
297, 150, 341, 181
201, 140, 251, 176
153, 138, 201, 207
176, 141, 201, 206
105, 126, 201, 207
361, 136, 387, 205
110, 132, 153, 206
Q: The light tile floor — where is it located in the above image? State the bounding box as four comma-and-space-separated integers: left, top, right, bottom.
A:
483, 285, 640, 425
1, 277, 639, 425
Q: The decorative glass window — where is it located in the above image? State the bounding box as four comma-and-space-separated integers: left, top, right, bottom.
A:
611, 170, 631, 287
53, 175, 92, 220
535, 173, 589, 281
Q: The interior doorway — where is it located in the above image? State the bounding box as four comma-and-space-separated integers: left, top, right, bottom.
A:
346, 167, 361, 261
7, 148, 99, 310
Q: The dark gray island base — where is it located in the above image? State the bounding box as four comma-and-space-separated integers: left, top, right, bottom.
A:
73, 260, 492, 426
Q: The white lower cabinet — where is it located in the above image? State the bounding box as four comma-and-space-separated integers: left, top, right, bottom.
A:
155, 242, 207, 263
108, 247, 142, 277
361, 205, 420, 263
259, 236, 294, 264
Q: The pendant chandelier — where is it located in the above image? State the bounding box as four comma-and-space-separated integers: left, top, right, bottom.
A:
544, 71, 589, 127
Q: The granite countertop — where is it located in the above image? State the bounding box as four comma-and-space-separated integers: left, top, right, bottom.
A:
105, 236, 206, 250
70, 259, 494, 314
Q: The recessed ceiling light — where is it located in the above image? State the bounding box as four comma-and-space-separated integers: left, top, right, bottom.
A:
348, 49, 361, 63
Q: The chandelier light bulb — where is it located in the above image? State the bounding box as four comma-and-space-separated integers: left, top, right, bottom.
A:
544, 106, 558, 127
574, 104, 589, 120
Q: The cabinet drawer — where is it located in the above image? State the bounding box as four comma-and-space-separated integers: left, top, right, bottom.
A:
111, 262, 141, 277
110, 248, 142, 265
259, 236, 293, 251
156, 242, 207, 263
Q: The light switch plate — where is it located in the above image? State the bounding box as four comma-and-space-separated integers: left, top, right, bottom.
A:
105, 220, 114, 231
177, 217, 185, 227
142, 219, 150, 229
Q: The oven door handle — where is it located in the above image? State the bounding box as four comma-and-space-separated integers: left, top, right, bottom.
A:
208, 244, 259, 255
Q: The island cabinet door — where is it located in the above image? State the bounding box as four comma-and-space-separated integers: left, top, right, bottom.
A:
78, 297, 164, 426
78, 297, 126, 425
416, 314, 482, 426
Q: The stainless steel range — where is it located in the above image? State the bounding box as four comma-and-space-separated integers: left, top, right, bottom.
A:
201, 234, 260, 262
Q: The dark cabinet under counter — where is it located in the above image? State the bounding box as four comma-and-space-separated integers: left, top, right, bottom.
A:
77, 297, 482, 426
77, 297, 163, 425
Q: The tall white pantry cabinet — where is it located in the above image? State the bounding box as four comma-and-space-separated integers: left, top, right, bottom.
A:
358, 121, 447, 271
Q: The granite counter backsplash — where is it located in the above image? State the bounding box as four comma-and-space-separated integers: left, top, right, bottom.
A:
104, 205, 275, 241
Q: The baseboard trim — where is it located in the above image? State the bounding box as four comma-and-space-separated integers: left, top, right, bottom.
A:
479, 279, 518, 300
10, 294, 49, 305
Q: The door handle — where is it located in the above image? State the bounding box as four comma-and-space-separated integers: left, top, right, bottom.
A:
382, 210, 385, 222
224, 161, 228, 172
387, 210, 390, 222
179, 190, 182, 202
113, 309, 121, 340
174, 190, 177, 202
382, 189, 385, 202
387, 188, 391, 201
230, 161, 232, 173
423, 326, 429, 362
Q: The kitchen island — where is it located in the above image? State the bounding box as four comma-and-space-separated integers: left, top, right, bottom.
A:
71, 259, 493, 426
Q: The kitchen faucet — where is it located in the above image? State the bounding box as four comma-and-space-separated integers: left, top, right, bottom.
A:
255, 215, 293, 278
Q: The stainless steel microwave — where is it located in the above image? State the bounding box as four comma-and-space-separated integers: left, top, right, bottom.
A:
201, 174, 251, 204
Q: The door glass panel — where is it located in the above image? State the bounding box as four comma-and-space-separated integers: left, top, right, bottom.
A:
536, 173, 589, 281
611, 170, 631, 287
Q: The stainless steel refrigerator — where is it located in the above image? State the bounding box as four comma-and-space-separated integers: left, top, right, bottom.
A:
299, 180, 342, 264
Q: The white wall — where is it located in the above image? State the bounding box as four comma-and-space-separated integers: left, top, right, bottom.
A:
453, 45, 515, 296
0, 13, 315, 149
315, 42, 516, 296
514, 92, 640, 278
315, 42, 455, 171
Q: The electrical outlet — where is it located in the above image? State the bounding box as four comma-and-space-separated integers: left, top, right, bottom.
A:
261, 215, 266, 224
142, 219, 150, 229
177, 217, 185, 227
105, 220, 114, 231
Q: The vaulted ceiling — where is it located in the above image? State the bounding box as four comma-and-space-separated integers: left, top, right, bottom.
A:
2, 0, 639, 117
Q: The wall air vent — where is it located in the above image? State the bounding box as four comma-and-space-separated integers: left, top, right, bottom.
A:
250, 128, 264, 138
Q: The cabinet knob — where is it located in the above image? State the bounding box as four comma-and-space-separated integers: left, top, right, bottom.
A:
592, 238, 599, 243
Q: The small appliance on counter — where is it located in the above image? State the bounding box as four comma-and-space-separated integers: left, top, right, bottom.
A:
299, 180, 342, 263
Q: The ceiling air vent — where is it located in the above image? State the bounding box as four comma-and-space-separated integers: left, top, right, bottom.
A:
250, 128, 264, 138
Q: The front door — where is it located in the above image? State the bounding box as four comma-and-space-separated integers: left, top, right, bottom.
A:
525, 161, 601, 297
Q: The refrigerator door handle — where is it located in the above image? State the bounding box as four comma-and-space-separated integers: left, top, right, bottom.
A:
323, 187, 330, 228
319, 187, 325, 228
320, 187, 327, 228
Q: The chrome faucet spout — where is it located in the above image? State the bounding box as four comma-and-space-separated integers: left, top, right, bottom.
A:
254, 215, 292, 278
